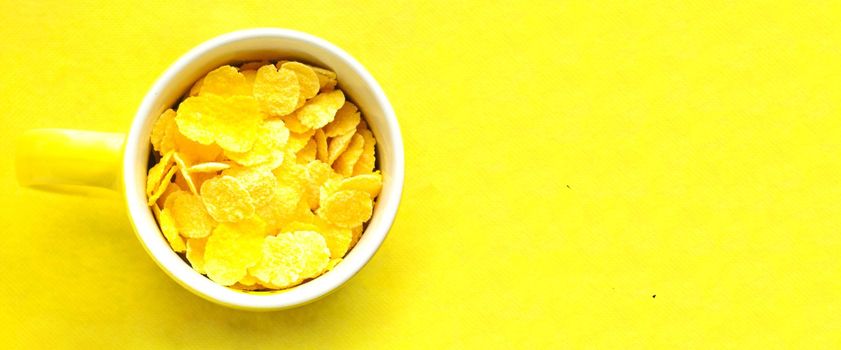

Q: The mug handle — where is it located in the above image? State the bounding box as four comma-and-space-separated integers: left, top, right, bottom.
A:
16, 129, 125, 194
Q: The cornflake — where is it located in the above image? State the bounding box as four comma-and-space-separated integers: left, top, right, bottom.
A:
145, 60, 382, 291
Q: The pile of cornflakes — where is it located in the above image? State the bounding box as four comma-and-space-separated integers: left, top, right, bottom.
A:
145, 60, 381, 291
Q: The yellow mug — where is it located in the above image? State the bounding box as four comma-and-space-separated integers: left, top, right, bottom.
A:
15, 28, 404, 311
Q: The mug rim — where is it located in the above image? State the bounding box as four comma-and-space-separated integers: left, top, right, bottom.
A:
123, 28, 404, 310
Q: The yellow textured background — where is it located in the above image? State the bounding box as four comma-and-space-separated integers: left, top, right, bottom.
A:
1, 1, 840, 348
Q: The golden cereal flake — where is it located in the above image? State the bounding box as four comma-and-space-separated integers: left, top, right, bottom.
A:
200, 65, 250, 96
174, 130, 223, 164
188, 77, 204, 97
186, 237, 208, 274
248, 231, 329, 289
147, 165, 178, 205
310, 66, 337, 91
317, 190, 373, 228
327, 130, 356, 165
295, 90, 344, 129
323, 102, 360, 137
350, 225, 363, 248
297, 138, 317, 164
281, 61, 320, 101
175, 94, 264, 153
222, 167, 279, 208
312, 216, 352, 259
224, 119, 289, 168
337, 172, 383, 199
319, 177, 341, 206
303, 160, 338, 209
204, 217, 268, 286
172, 152, 198, 194
256, 186, 304, 230
332, 133, 364, 177
167, 191, 217, 238
200, 175, 255, 223
325, 258, 342, 272
273, 161, 308, 190
253, 65, 300, 117
159, 207, 187, 253
238, 274, 259, 287
146, 151, 174, 198
151, 109, 176, 154
155, 182, 182, 208
314, 129, 329, 162
280, 113, 311, 133
286, 129, 316, 153
281, 221, 319, 233
352, 127, 377, 175
188, 162, 231, 173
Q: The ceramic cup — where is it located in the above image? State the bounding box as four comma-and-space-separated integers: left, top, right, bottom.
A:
15, 28, 404, 311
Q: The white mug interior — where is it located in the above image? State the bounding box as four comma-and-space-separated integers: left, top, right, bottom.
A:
123, 28, 403, 310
